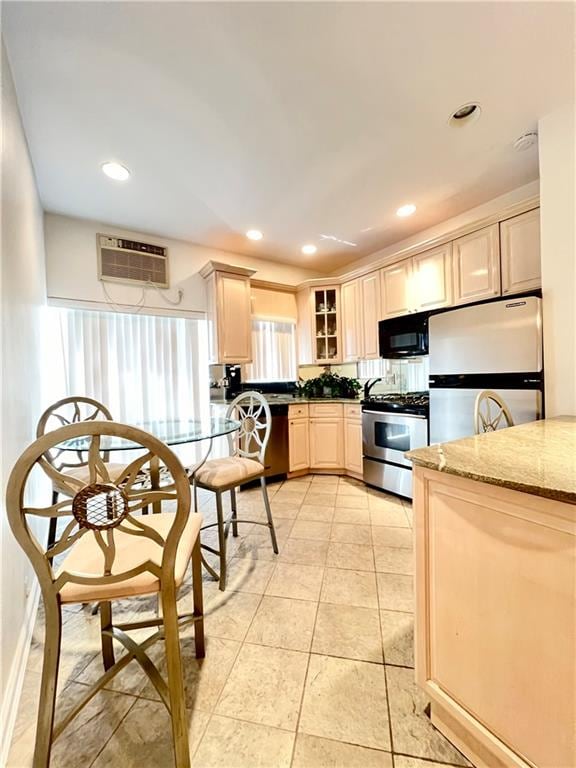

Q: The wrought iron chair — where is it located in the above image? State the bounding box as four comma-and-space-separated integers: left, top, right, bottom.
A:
6, 420, 204, 768
474, 390, 514, 434
36, 396, 127, 550
193, 391, 278, 590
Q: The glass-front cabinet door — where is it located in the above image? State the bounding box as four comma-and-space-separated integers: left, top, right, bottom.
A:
313, 287, 340, 363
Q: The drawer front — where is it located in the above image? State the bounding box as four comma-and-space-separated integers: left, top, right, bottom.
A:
288, 403, 309, 419
344, 403, 361, 420
309, 402, 344, 418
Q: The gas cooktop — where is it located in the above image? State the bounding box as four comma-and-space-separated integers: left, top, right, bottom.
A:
361, 391, 429, 416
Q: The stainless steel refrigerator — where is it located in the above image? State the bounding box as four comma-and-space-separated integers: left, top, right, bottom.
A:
428, 296, 543, 444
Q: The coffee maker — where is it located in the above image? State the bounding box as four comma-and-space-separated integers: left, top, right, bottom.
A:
209, 364, 243, 403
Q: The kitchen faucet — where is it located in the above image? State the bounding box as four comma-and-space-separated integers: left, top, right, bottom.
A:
363, 377, 383, 399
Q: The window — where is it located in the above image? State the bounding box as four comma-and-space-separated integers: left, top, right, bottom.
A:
50, 307, 209, 426
244, 319, 297, 382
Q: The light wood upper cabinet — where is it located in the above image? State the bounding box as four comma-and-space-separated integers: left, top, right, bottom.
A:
500, 209, 541, 294
309, 418, 344, 469
412, 244, 453, 311
201, 262, 255, 364
288, 417, 310, 472
341, 279, 363, 362
452, 224, 500, 305
360, 272, 381, 358
297, 285, 341, 364
380, 259, 414, 318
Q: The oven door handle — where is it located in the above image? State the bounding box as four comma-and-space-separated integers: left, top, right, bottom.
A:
362, 410, 426, 420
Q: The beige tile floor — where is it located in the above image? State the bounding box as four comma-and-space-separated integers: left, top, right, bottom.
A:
8, 474, 473, 768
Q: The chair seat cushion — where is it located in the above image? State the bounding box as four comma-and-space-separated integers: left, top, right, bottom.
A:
194, 457, 264, 489
63, 462, 128, 485
57, 511, 202, 604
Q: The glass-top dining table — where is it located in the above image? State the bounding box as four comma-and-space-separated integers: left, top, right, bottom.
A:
58, 417, 241, 514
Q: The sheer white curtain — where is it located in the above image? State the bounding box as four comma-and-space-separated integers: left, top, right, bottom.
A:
245, 319, 297, 382
52, 307, 209, 426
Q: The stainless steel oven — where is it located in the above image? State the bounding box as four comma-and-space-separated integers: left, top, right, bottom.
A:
362, 408, 428, 498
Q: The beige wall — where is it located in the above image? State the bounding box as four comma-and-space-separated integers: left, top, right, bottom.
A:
539, 103, 576, 416
44, 213, 319, 314
0, 43, 50, 760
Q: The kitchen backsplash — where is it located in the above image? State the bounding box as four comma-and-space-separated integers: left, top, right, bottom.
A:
298, 357, 429, 394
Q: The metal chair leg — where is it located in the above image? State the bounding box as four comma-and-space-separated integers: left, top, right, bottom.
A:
215, 491, 227, 591
230, 487, 238, 537
33, 597, 62, 768
100, 601, 115, 670
260, 477, 279, 554
162, 584, 191, 768
47, 490, 59, 552
191, 539, 205, 659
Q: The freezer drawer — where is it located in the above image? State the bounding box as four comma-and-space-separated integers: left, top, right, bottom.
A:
429, 388, 542, 445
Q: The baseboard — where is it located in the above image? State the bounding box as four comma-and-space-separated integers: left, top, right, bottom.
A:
0, 580, 40, 768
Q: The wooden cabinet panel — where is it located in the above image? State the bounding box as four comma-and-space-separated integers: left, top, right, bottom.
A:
288, 418, 310, 472
361, 272, 381, 358
414, 468, 576, 768
344, 418, 363, 475
380, 260, 414, 318
288, 403, 309, 419
412, 244, 453, 311
309, 403, 343, 418
344, 403, 361, 419
309, 418, 344, 469
216, 272, 253, 362
341, 279, 363, 361
452, 225, 500, 305
500, 209, 541, 294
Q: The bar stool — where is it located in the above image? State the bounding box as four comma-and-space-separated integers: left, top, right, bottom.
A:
193, 391, 278, 590
474, 390, 514, 433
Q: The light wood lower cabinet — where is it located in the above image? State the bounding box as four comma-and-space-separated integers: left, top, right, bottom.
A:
309, 418, 344, 469
288, 417, 310, 472
344, 418, 363, 475
287, 402, 362, 477
414, 466, 575, 768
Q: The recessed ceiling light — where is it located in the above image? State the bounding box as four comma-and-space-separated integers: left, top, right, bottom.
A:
302, 244, 317, 255
246, 229, 263, 241
396, 204, 416, 218
448, 102, 482, 127
101, 162, 130, 181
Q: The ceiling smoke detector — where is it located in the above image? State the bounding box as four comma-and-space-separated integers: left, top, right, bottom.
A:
513, 132, 538, 152
448, 102, 482, 127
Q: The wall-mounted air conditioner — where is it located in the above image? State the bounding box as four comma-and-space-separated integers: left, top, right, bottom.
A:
97, 234, 169, 288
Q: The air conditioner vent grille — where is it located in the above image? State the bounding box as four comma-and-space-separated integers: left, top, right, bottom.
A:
97, 234, 169, 288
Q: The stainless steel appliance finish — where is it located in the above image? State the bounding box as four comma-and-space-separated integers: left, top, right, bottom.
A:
429, 296, 543, 444
429, 296, 542, 375
209, 363, 242, 403
362, 393, 429, 498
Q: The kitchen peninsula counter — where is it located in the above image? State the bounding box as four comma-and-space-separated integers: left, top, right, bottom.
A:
405, 417, 576, 768
407, 415, 576, 505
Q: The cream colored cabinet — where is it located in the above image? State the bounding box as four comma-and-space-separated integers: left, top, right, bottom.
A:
309, 418, 344, 469
344, 404, 363, 476
380, 259, 413, 318
452, 224, 500, 305
288, 417, 310, 472
201, 261, 255, 364
500, 209, 541, 294
412, 244, 453, 311
360, 272, 381, 358
297, 285, 341, 364
341, 279, 363, 362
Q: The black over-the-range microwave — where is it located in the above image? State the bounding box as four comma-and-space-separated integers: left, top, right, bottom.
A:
378, 311, 429, 358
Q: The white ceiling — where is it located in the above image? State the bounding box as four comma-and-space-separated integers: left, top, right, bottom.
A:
3, 1, 574, 272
